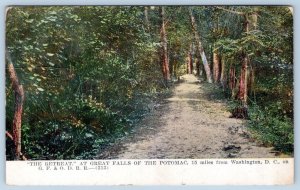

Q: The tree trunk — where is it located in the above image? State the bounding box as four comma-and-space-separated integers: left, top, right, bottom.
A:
6, 131, 27, 160
7, 58, 25, 160
237, 54, 248, 105
187, 44, 193, 74
249, 63, 255, 95
195, 57, 200, 76
160, 7, 170, 81
220, 55, 226, 89
173, 60, 178, 78
229, 64, 236, 97
189, 52, 193, 74
189, 8, 212, 83
237, 12, 257, 105
213, 48, 221, 83
169, 56, 173, 78
186, 56, 189, 74
193, 43, 204, 78
144, 6, 150, 31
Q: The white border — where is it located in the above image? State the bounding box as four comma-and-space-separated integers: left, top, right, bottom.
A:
6, 159, 294, 185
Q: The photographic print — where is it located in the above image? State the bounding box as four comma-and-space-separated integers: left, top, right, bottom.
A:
5, 5, 294, 185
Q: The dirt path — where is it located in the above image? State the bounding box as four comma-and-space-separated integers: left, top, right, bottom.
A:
96, 74, 275, 159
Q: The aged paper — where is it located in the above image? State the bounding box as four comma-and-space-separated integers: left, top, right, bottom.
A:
5, 5, 294, 185
6, 159, 294, 185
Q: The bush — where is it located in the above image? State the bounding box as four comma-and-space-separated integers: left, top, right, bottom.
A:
248, 104, 294, 153
21, 121, 98, 159
6, 86, 163, 160
6, 94, 130, 160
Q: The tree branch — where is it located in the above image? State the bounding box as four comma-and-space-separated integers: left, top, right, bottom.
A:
215, 6, 245, 15
6, 131, 27, 160
6, 49, 25, 160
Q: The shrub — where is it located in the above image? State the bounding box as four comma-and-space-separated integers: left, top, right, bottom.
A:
248, 104, 294, 153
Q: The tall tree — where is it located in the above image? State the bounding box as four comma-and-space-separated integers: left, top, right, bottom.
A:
189, 8, 212, 83
160, 7, 170, 81
6, 53, 25, 160
187, 43, 193, 74
220, 55, 226, 88
215, 6, 258, 105
212, 47, 221, 83
237, 10, 258, 105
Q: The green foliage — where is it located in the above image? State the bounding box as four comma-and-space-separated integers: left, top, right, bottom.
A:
19, 97, 129, 160
21, 121, 98, 159
6, 6, 293, 159
6, 92, 132, 160
213, 6, 293, 153
6, 6, 165, 160
215, 31, 267, 58
248, 104, 293, 153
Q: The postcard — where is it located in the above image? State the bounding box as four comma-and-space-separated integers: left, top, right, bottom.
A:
5, 5, 294, 185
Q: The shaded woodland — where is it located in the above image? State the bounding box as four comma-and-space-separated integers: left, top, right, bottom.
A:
6, 6, 293, 160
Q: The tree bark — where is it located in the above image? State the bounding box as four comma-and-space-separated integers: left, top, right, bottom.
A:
220, 55, 226, 89
160, 7, 170, 81
249, 63, 255, 95
237, 12, 257, 105
237, 54, 248, 105
6, 131, 27, 160
173, 60, 178, 78
195, 57, 200, 76
187, 44, 193, 74
229, 64, 236, 97
144, 6, 150, 31
7, 58, 25, 160
186, 56, 189, 74
189, 8, 212, 83
189, 52, 193, 74
213, 48, 221, 83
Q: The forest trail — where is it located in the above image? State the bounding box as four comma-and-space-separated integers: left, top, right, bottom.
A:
97, 74, 275, 159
